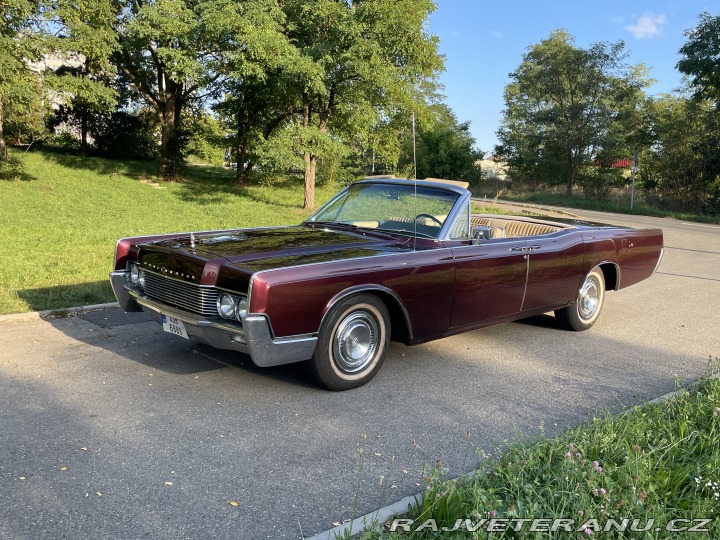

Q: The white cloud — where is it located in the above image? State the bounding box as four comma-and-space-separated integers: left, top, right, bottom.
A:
624, 13, 667, 39
490, 30, 503, 39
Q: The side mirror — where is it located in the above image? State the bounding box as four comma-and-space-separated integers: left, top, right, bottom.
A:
473, 225, 506, 244
473, 226, 492, 243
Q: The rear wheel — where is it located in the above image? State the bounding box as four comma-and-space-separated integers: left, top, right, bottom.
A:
311, 294, 390, 391
555, 268, 605, 331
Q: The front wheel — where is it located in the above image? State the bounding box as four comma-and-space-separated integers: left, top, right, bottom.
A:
311, 294, 391, 391
555, 268, 606, 331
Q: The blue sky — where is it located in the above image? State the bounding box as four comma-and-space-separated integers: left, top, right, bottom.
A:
428, 0, 717, 154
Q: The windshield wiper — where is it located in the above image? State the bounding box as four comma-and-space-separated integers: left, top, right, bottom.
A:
305, 221, 359, 231
374, 227, 436, 240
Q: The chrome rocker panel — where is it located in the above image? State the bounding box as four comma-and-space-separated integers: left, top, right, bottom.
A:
110, 271, 317, 367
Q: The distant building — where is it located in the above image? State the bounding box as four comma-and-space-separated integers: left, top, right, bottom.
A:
26, 53, 85, 111
478, 154, 510, 182
26, 53, 90, 142
27, 53, 85, 76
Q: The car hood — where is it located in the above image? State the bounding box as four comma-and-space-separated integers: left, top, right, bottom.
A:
138, 225, 411, 278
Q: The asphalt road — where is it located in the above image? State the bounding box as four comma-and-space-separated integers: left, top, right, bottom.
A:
1, 210, 718, 540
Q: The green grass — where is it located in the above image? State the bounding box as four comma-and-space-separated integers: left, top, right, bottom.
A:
357, 362, 720, 539
471, 200, 533, 216
0, 151, 338, 314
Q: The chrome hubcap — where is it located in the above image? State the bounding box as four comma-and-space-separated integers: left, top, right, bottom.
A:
333, 311, 378, 373
578, 277, 599, 320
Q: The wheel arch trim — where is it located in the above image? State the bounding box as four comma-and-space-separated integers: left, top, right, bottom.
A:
320, 285, 414, 342
594, 260, 621, 291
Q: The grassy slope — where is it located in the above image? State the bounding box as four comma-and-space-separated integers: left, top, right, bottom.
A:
0, 152, 336, 314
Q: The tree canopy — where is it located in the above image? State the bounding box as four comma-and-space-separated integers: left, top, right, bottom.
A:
678, 12, 720, 102
3, 3, 718, 215
496, 30, 650, 196
0, 0, 46, 160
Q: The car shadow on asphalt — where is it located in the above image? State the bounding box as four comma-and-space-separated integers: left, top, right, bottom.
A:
54, 307, 566, 388
39, 303, 712, 399
513, 313, 563, 329
47, 306, 319, 388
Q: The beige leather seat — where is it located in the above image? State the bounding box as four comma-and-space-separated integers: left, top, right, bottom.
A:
470, 216, 561, 238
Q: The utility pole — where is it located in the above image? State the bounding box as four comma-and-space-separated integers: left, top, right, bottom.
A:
630, 150, 639, 210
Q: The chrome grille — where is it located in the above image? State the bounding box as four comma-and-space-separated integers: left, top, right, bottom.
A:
142, 271, 218, 317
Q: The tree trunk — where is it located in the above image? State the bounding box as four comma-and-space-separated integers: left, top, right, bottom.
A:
301, 99, 316, 210
566, 153, 576, 197
157, 103, 176, 180
0, 98, 7, 162
80, 106, 88, 156
235, 143, 248, 184
157, 83, 184, 181
304, 152, 317, 210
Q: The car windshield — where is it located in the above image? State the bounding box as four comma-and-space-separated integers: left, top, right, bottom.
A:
307, 182, 460, 239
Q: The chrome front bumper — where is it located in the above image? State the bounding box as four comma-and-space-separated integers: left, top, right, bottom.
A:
110, 270, 317, 367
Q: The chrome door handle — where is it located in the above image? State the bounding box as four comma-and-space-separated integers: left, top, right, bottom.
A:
529, 245, 542, 251
509, 246, 527, 252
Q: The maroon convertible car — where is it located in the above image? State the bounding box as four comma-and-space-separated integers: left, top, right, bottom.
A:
111, 177, 663, 390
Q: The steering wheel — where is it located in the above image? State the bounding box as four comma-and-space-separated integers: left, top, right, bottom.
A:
414, 214, 443, 227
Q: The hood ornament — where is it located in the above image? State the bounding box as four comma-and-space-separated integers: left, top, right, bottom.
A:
190, 231, 196, 249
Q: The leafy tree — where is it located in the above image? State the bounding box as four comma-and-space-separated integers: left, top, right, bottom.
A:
678, 12, 720, 102
45, 0, 118, 155
399, 103, 483, 183
115, 0, 213, 179
115, 0, 288, 180
496, 30, 650, 196
676, 12, 720, 213
185, 109, 226, 165
0, 0, 46, 162
90, 109, 158, 160
206, 0, 293, 183
282, 0, 442, 209
639, 94, 719, 213
214, 73, 295, 183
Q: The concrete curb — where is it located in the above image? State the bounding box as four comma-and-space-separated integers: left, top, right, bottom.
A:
306, 493, 417, 540
646, 372, 719, 405
0, 302, 119, 324
307, 371, 719, 540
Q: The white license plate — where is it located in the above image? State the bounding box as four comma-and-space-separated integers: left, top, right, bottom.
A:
162, 314, 189, 339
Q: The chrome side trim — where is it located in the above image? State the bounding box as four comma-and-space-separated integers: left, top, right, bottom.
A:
450, 238, 526, 251
652, 248, 664, 276
519, 252, 530, 312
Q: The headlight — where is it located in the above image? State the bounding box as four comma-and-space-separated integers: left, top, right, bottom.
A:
235, 298, 248, 320
129, 263, 140, 285
217, 293, 237, 319
137, 268, 146, 288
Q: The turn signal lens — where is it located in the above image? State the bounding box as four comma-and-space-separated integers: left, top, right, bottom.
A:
129, 263, 140, 285
235, 298, 248, 320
